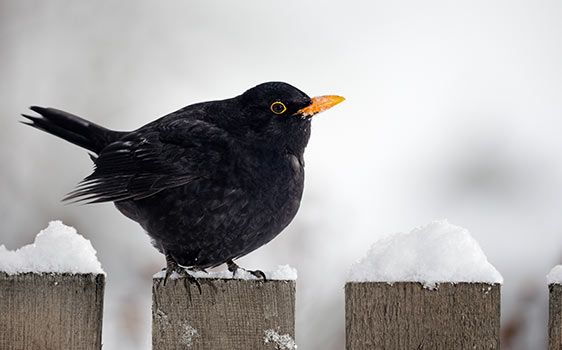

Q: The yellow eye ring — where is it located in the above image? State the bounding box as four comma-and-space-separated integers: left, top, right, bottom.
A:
270, 101, 287, 115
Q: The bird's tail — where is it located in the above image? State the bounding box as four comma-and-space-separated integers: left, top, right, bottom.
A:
21, 106, 126, 154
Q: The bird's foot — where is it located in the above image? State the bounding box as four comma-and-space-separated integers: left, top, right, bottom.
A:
248, 269, 267, 280
190, 266, 208, 274
164, 254, 202, 294
226, 259, 267, 281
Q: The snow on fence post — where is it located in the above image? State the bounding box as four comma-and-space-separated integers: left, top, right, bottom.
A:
345, 220, 503, 350
0, 221, 105, 350
152, 266, 297, 350
548, 266, 562, 350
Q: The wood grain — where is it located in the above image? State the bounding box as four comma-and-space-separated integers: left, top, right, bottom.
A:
0, 272, 105, 350
152, 277, 295, 350
345, 282, 500, 350
549, 284, 562, 350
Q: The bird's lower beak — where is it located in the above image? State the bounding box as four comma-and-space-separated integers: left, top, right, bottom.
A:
295, 95, 345, 117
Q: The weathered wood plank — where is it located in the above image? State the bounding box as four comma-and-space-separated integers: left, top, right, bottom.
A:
549, 284, 562, 350
152, 277, 295, 350
0, 272, 105, 350
345, 282, 500, 350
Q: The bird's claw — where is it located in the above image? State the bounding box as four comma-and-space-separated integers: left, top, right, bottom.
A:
163, 254, 202, 294
248, 269, 267, 281
226, 259, 267, 281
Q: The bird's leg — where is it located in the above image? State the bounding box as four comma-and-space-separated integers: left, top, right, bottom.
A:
226, 259, 240, 276
163, 253, 178, 285
163, 253, 202, 294
226, 259, 267, 281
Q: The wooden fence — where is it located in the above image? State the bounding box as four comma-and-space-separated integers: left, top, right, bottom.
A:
550, 284, 562, 350
1, 271, 562, 349
152, 276, 295, 350
0, 272, 104, 350
345, 282, 500, 349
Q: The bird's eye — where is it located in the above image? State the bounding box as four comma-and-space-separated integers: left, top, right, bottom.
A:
270, 101, 287, 115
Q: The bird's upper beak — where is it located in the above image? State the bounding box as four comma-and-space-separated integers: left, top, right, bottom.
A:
295, 95, 345, 117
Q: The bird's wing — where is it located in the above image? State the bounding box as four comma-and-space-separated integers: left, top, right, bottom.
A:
65, 119, 230, 203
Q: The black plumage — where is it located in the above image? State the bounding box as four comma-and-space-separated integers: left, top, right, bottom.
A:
22, 82, 344, 277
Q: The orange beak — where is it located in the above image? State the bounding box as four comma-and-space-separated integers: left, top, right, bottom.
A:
295, 95, 345, 117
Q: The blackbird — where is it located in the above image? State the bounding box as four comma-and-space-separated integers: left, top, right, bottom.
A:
22, 82, 344, 281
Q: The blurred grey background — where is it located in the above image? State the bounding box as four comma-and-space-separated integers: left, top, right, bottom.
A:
1, 0, 562, 348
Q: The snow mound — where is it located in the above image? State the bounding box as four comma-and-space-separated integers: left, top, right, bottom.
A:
348, 220, 502, 288
264, 329, 297, 349
154, 264, 297, 281
547, 265, 562, 285
0, 220, 104, 275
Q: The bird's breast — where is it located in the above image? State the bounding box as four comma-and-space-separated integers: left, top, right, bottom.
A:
232, 149, 304, 220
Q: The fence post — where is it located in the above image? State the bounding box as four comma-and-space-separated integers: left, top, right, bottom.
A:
549, 284, 562, 349
345, 282, 500, 349
0, 272, 105, 350
152, 276, 296, 350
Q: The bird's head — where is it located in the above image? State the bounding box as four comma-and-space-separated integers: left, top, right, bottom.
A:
239, 81, 344, 120
226, 82, 344, 151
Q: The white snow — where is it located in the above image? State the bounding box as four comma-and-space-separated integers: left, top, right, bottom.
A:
264, 329, 297, 350
180, 323, 199, 347
348, 220, 503, 288
153, 264, 297, 280
264, 264, 298, 280
154, 310, 199, 347
547, 265, 562, 285
0, 220, 104, 275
